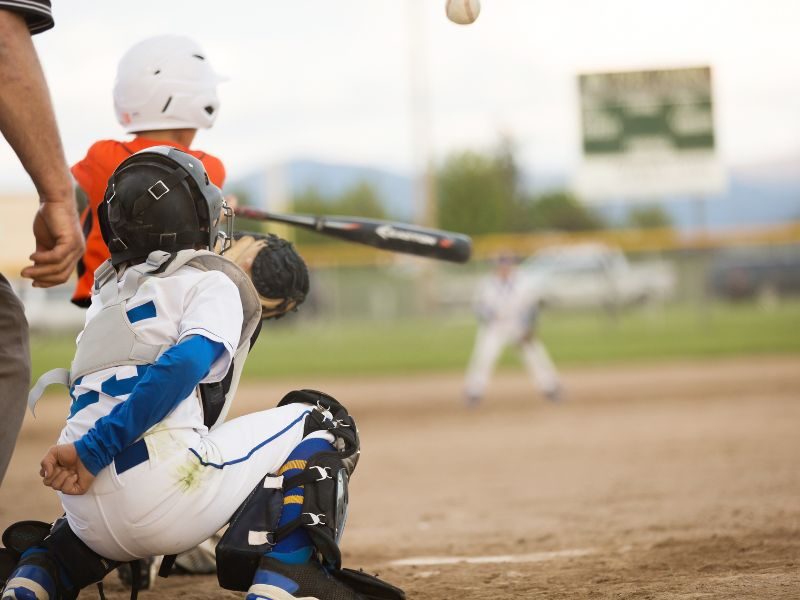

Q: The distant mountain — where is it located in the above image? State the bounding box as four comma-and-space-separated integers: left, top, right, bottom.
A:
229, 156, 800, 232
735, 154, 800, 184
664, 174, 800, 230
229, 159, 416, 221
593, 161, 800, 231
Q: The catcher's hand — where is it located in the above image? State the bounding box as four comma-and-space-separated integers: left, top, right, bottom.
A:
40, 443, 95, 495
226, 232, 309, 319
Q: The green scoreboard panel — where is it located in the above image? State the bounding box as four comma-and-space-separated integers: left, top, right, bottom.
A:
576, 66, 725, 200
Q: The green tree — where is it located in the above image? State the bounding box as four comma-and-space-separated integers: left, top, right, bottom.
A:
626, 205, 672, 229
291, 186, 331, 245
290, 182, 387, 244
292, 186, 328, 215
435, 138, 531, 235
336, 182, 387, 219
528, 191, 605, 232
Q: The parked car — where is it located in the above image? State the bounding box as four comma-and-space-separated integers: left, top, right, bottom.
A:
520, 243, 675, 310
707, 246, 800, 302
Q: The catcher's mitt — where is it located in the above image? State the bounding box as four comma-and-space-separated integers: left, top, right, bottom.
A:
226, 232, 309, 319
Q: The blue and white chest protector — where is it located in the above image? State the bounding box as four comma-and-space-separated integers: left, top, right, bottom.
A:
29, 249, 262, 432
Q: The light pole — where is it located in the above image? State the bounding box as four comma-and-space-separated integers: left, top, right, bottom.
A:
406, 0, 439, 314
406, 0, 437, 229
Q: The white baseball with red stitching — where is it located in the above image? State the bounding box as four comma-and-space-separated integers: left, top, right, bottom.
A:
445, 0, 481, 25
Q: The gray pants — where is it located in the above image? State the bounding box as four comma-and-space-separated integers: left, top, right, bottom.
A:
0, 274, 30, 486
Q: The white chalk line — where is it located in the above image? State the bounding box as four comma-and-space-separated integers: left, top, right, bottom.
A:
388, 548, 596, 567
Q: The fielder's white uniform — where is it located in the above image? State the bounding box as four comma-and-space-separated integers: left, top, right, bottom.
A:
57, 264, 330, 562
464, 269, 561, 403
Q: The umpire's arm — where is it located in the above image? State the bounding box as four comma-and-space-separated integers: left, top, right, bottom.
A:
0, 8, 83, 286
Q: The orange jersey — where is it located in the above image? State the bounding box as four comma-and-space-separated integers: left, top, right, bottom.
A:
71, 137, 225, 306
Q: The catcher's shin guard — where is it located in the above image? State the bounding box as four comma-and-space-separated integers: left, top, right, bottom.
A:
216, 389, 360, 592
2, 551, 59, 600
1, 519, 119, 600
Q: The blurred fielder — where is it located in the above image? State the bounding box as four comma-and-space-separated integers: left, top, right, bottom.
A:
464, 253, 562, 406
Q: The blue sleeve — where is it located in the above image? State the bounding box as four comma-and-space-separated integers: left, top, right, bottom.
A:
75, 336, 225, 476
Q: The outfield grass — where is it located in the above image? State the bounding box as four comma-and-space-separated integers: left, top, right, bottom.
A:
29, 301, 800, 381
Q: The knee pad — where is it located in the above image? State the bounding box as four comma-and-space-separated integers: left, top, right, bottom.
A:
216, 389, 360, 592
42, 518, 119, 596
278, 389, 360, 476
0, 521, 51, 588
1, 519, 119, 600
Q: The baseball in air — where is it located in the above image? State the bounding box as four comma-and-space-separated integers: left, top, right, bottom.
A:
446, 0, 481, 25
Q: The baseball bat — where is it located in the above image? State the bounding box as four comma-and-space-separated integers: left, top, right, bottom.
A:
234, 207, 472, 263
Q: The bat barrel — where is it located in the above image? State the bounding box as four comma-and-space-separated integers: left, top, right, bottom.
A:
355, 220, 472, 263
234, 208, 472, 263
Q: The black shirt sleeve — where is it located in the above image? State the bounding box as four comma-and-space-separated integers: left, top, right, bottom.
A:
0, 0, 54, 34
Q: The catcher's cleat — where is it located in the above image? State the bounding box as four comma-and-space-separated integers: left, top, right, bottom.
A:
116, 555, 162, 590
245, 556, 363, 600
173, 537, 218, 575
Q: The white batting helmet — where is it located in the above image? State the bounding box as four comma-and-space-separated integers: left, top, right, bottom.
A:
114, 35, 225, 134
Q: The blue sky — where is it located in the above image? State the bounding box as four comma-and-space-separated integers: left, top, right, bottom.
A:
2, 0, 799, 192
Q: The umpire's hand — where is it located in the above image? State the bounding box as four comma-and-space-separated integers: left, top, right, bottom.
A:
40, 443, 95, 495
22, 199, 85, 288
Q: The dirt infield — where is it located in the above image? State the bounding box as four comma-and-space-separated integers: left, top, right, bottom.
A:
1, 356, 798, 599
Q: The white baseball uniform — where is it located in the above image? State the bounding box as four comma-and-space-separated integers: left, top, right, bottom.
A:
57, 264, 330, 562
464, 268, 561, 403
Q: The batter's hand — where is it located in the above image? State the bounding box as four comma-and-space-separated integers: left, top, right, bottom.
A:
40, 443, 95, 495
21, 198, 84, 288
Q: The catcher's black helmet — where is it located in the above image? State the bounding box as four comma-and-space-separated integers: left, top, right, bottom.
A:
99, 146, 231, 265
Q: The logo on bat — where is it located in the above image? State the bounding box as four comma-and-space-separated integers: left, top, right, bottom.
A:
375, 225, 440, 246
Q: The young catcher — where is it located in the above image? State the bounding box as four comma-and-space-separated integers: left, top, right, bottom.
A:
67, 32, 236, 586
114, 233, 314, 589
0, 147, 403, 600
71, 33, 227, 307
